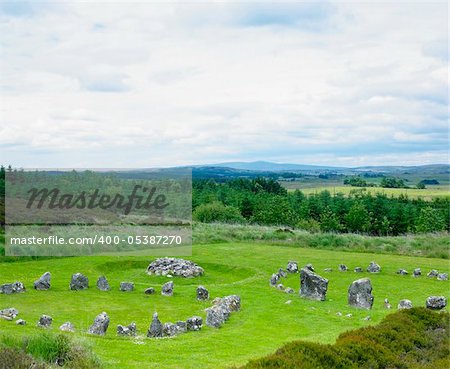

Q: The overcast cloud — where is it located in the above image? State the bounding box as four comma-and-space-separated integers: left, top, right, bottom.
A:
0, 1, 448, 168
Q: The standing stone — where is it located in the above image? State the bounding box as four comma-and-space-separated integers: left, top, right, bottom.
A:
427, 270, 439, 278
286, 261, 298, 273
59, 322, 75, 332
426, 296, 447, 310
269, 273, 280, 287
120, 282, 134, 292
338, 264, 348, 272
88, 312, 110, 335
412, 268, 421, 278
278, 268, 287, 278
437, 273, 448, 281
70, 273, 89, 290
0, 282, 26, 294
354, 267, 363, 273
348, 278, 374, 309
186, 316, 203, 331
147, 312, 163, 337
144, 287, 155, 295
117, 322, 136, 336
161, 281, 174, 296
196, 286, 209, 301
96, 276, 110, 291
367, 262, 381, 273
398, 299, 413, 310
396, 269, 408, 275
163, 323, 180, 337
34, 272, 51, 290
38, 315, 52, 328
299, 267, 328, 301
305, 263, 315, 272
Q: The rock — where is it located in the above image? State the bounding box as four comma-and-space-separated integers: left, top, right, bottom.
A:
196, 286, 209, 301
336, 312, 342, 316
285, 300, 292, 304
205, 304, 231, 328
398, 299, 413, 309
354, 267, 363, 273
176, 321, 187, 333
70, 273, 89, 290
427, 270, 439, 278
286, 261, 298, 273
345, 313, 352, 318
117, 322, 136, 336
276, 283, 285, 291
34, 272, 51, 290
88, 312, 109, 335
59, 322, 75, 332
412, 268, 421, 277
437, 273, 448, 281
0, 282, 26, 294
338, 264, 348, 272
186, 316, 203, 331
364, 316, 371, 321
285, 287, 294, 294
0, 308, 19, 320
426, 296, 447, 310
217, 295, 241, 312
278, 268, 287, 278
305, 263, 315, 272
299, 267, 328, 301
120, 282, 134, 292
96, 276, 110, 291
384, 298, 392, 309
144, 287, 155, 295
161, 281, 174, 296
348, 278, 374, 309
38, 315, 52, 328
269, 273, 280, 287
147, 258, 204, 278
163, 322, 180, 337
16, 319, 26, 325
324, 268, 333, 272
396, 269, 408, 275
147, 312, 163, 337
367, 262, 381, 273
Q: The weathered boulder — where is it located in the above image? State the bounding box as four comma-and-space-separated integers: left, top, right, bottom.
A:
215, 295, 241, 312
96, 276, 110, 291
278, 268, 287, 278
299, 268, 328, 301
147, 258, 204, 278
384, 298, 392, 309
270, 273, 280, 287
284, 287, 294, 294
34, 272, 51, 290
147, 312, 163, 337
354, 267, 363, 273
305, 263, 315, 272
338, 264, 348, 272
286, 261, 298, 273
70, 273, 89, 290
196, 286, 209, 301
144, 287, 155, 295
0, 282, 25, 294
176, 321, 187, 333
59, 322, 75, 332
0, 308, 19, 321
205, 304, 230, 328
161, 281, 174, 296
348, 278, 374, 309
426, 296, 447, 310
186, 316, 203, 331
16, 319, 26, 325
117, 322, 136, 336
398, 299, 413, 309
38, 315, 52, 328
412, 268, 421, 277
427, 270, 439, 278
88, 312, 109, 335
437, 273, 448, 281
367, 262, 381, 273
396, 269, 408, 275
120, 282, 134, 292
163, 322, 180, 337
276, 283, 285, 291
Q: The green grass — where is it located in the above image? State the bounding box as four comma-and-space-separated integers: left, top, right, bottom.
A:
0, 242, 449, 368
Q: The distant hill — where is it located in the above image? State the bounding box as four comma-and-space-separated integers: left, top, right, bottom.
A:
207, 161, 343, 172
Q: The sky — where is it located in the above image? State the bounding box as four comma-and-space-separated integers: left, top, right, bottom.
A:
0, 0, 448, 168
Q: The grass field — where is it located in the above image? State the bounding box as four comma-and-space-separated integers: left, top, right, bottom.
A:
0, 242, 449, 368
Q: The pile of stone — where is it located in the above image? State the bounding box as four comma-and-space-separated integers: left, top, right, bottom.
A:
146, 258, 204, 278
205, 295, 241, 328
147, 312, 203, 338
0, 281, 26, 294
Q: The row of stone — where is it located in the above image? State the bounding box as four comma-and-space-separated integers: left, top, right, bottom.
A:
396, 268, 448, 280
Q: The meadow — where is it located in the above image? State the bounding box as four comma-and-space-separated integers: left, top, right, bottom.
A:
0, 239, 449, 368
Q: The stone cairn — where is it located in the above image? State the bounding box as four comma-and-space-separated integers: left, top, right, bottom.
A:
147, 258, 204, 278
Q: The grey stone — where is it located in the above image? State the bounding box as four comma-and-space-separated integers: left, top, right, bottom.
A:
384, 298, 392, 309
284, 287, 294, 294
299, 267, 328, 301
427, 270, 439, 278
206, 304, 230, 328
270, 273, 280, 286
147, 258, 204, 278
286, 261, 298, 273
412, 268, 421, 277
38, 315, 52, 328
354, 267, 363, 273
398, 299, 413, 309
214, 295, 241, 312
338, 264, 348, 272
120, 282, 134, 292
59, 322, 75, 332
305, 263, 315, 272
161, 281, 174, 296
278, 268, 287, 278
88, 312, 109, 335
348, 278, 374, 309
0, 282, 25, 294
196, 286, 209, 301
437, 273, 448, 281
34, 272, 51, 290
426, 296, 447, 310
186, 316, 203, 331
364, 316, 371, 321
176, 321, 187, 333
117, 322, 136, 336
0, 308, 19, 320
70, 273, 89, 290
397, 269, 408, 275
147, 312, 163, 337
276, 283, 285, 291
96, 276, 110, 291
324, 268, 333, 272
163, 322, 180, 337
16, 319, 26, 325
367, 262, 381, 273
144, 287, 155, 295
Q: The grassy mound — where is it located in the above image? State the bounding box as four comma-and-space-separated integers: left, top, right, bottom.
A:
239, 308, 449, 369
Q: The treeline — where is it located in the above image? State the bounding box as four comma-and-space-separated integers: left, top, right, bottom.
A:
193, 178, 450, 235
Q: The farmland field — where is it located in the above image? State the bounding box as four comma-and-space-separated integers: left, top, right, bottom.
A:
1, 240, 449, 368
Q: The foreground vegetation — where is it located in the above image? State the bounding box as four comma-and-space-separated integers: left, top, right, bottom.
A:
239, 308, 449, 369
